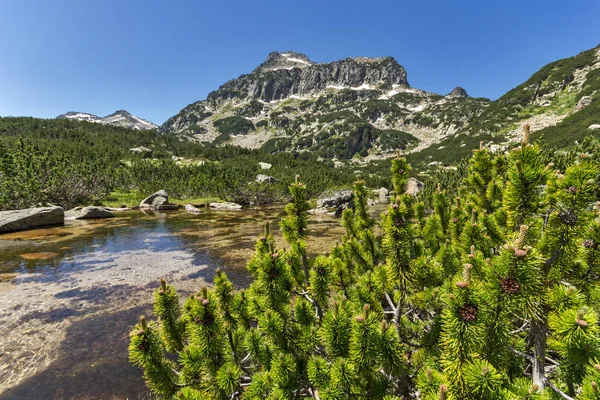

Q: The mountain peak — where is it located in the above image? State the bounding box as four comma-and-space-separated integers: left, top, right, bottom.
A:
260, 51, 314, 71
56, 110, 157, 130
447, 87, 469, 98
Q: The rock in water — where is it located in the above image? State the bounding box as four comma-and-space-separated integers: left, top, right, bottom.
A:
66, 206, 114, 220
184, 204, 201, 213
209, 202, 243, 210
317, 190, 354, 209
406, 178, 424, 196
0, 207, 64, 234
139, 190, 178, 210
308, 207, 329, 215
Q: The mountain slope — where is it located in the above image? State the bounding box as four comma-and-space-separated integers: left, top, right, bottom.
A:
161, 51, 491, 159
161, 45, 600, 162
58, 110, 158, 130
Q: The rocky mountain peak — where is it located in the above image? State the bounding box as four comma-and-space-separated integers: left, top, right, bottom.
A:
447, 87, 469, 98
260, 51, 313, 71
56, 110, 157, 130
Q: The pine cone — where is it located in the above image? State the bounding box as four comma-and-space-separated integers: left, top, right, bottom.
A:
394, 216, 404, 227
514, 248, 528, 258
451, 218, 458, 223
268, 269, 279, 279
458, 304, 477, 322
500, 277, 520, 294
138, 341, 149, 352
316, 266, 327, 276
566, 186, 578, 194
583, 239, 596, 249
559, 210, 578, 226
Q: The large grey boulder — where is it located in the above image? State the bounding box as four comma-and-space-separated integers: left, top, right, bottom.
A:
588, 124, 600, 130
256, 174, 278, 184
317, 190, 354, 209
66, 206, 114, 220
406, 178, 424, 196
139, 190, 178, 210
210, 202, 243, 210
0, 206, 64, 234
258, 162, 272, 170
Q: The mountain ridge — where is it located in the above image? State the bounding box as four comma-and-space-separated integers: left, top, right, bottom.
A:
159, 45, 599, 162
57, 110, 158, 130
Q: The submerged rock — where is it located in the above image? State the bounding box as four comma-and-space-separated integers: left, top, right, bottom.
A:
0, 206, 64, 234
184, 204, 201, 214
210, 202, 243, 210
308, 207, 329, 215
65, 206, 114, 220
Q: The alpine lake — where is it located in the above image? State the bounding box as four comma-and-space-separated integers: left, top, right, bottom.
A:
0, 204, 385, 399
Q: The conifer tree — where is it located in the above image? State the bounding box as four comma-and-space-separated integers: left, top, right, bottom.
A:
129, 130, 600, 399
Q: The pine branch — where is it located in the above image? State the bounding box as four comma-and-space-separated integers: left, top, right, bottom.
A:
545, 378, 575, 400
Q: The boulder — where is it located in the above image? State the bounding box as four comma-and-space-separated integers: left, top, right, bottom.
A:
184, 204, 201, 214
577, 96, 592, 110
139, 190, 178, 210
317, 190, 354, 209
378, 187, 389, 203
367, 199, 377, 206
588, 124, 600, 130
406, 178, 424, 196
65, 206, 114, 220
258, 162, 272, 170
210, 202, 243, 210
0, 206, 64, 234
256, 174, 278, 184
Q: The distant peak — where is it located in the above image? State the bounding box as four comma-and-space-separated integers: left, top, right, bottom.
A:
447, 87, 469, 98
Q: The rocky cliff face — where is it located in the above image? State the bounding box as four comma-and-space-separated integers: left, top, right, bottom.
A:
161, 45, 600, 161
204, 52, 408, 105
57, 110, 158, 130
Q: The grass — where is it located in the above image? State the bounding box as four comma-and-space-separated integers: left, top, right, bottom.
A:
97, 191, 221, 208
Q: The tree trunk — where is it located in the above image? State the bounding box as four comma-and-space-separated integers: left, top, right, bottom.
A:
530, 314, 548, 390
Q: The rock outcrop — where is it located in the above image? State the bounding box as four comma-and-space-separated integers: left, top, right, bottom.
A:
65, 206, 114, 220
0, 206, 64, 233
447, 87, 469, 98
256, 174, 277, 184
139, 190, 179, 210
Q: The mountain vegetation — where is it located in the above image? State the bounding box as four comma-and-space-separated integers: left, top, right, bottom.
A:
129, 127, 600, 399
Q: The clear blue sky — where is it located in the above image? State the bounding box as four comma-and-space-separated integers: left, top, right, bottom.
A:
1, 0, 599, 125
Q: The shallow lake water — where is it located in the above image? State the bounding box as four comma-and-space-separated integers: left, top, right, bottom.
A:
0, 205, 384, 399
